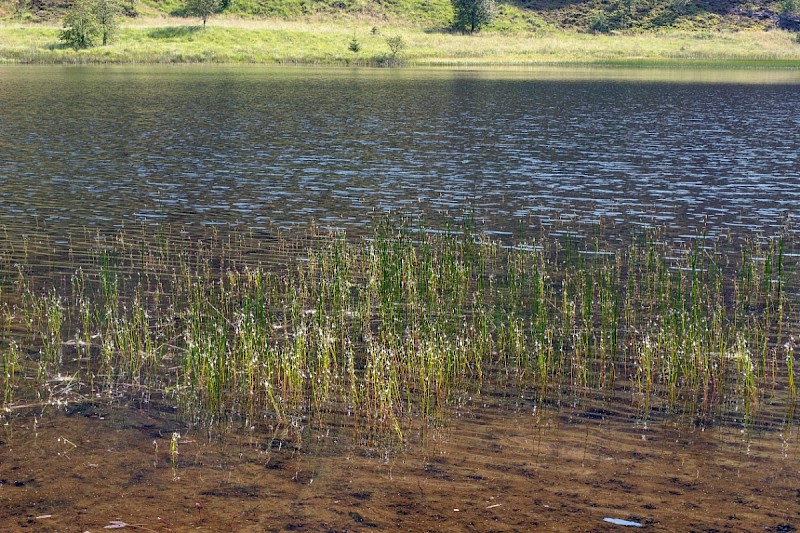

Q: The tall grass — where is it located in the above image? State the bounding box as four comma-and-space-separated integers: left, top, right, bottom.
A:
2, 21, 800, 66
0, 219, 797, 440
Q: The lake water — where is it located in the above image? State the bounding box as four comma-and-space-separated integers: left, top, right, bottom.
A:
1, 65, 800, 531
2, 66, 800, 237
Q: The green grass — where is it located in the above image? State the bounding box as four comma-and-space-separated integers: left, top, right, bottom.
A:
2, 0, 792, 31
0, 219, 797, 440
1, 18, 799, 65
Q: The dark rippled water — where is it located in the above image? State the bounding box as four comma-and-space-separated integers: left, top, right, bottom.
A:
1, 65, 799, 237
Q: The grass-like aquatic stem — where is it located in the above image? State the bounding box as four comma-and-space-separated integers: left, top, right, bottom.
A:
0, 219, 797, 440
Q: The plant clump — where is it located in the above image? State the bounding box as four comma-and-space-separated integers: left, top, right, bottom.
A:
384, 35, 406, 65
0, 219, 797, 441
59, 0, 121, 49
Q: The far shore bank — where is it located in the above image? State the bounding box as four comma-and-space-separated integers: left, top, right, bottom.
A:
1, 19, 799, 67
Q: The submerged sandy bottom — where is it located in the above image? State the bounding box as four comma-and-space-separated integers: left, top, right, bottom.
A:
1, 398, 799, 532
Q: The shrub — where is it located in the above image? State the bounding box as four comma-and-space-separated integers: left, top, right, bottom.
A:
60, 0, 100, 49
59, 0, 121, 49
385, 35, 406, 61
589, 10, 611, 33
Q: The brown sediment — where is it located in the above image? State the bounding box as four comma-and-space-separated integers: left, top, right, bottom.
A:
1, 400, 798, 532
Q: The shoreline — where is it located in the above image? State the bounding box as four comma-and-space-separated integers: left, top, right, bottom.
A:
2, 20, 800, 67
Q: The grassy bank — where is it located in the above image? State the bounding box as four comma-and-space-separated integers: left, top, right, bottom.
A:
1, 19, 799, 65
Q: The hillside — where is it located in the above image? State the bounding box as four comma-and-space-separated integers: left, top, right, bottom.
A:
1, 0, 797, 33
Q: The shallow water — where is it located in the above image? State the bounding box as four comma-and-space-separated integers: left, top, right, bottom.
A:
2, 65, 800, 531
1, 66, 799, 239
2, 396, 799, 532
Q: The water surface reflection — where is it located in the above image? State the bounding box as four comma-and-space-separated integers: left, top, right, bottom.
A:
1, 66, 798, 239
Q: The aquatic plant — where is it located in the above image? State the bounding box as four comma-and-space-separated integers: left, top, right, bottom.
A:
0, 218, 797, 440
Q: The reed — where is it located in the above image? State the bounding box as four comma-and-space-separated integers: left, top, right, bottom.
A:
2, 341, 19, 409
0, 218, 797, 439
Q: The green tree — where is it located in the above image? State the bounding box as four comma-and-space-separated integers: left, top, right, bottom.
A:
385, 35, 406, 65
59, 0, 120, 48
348, 35, 361, 52
94, 0, 121, 46
60, 0, 100, 49
186, 0, 221, 27
451, 0, 496, 33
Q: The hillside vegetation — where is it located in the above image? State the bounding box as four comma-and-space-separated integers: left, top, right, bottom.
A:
1, 0, 799, 64
1, 0, 797, 32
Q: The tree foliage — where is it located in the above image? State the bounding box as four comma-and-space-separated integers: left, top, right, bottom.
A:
186, 0, 221, 27
385, 35, 406, 60
60, 0, 100, 49
59, 0, 121, 49
95, 0, 121, 46
451, 0, 496, 33
348, 34, 361, 52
